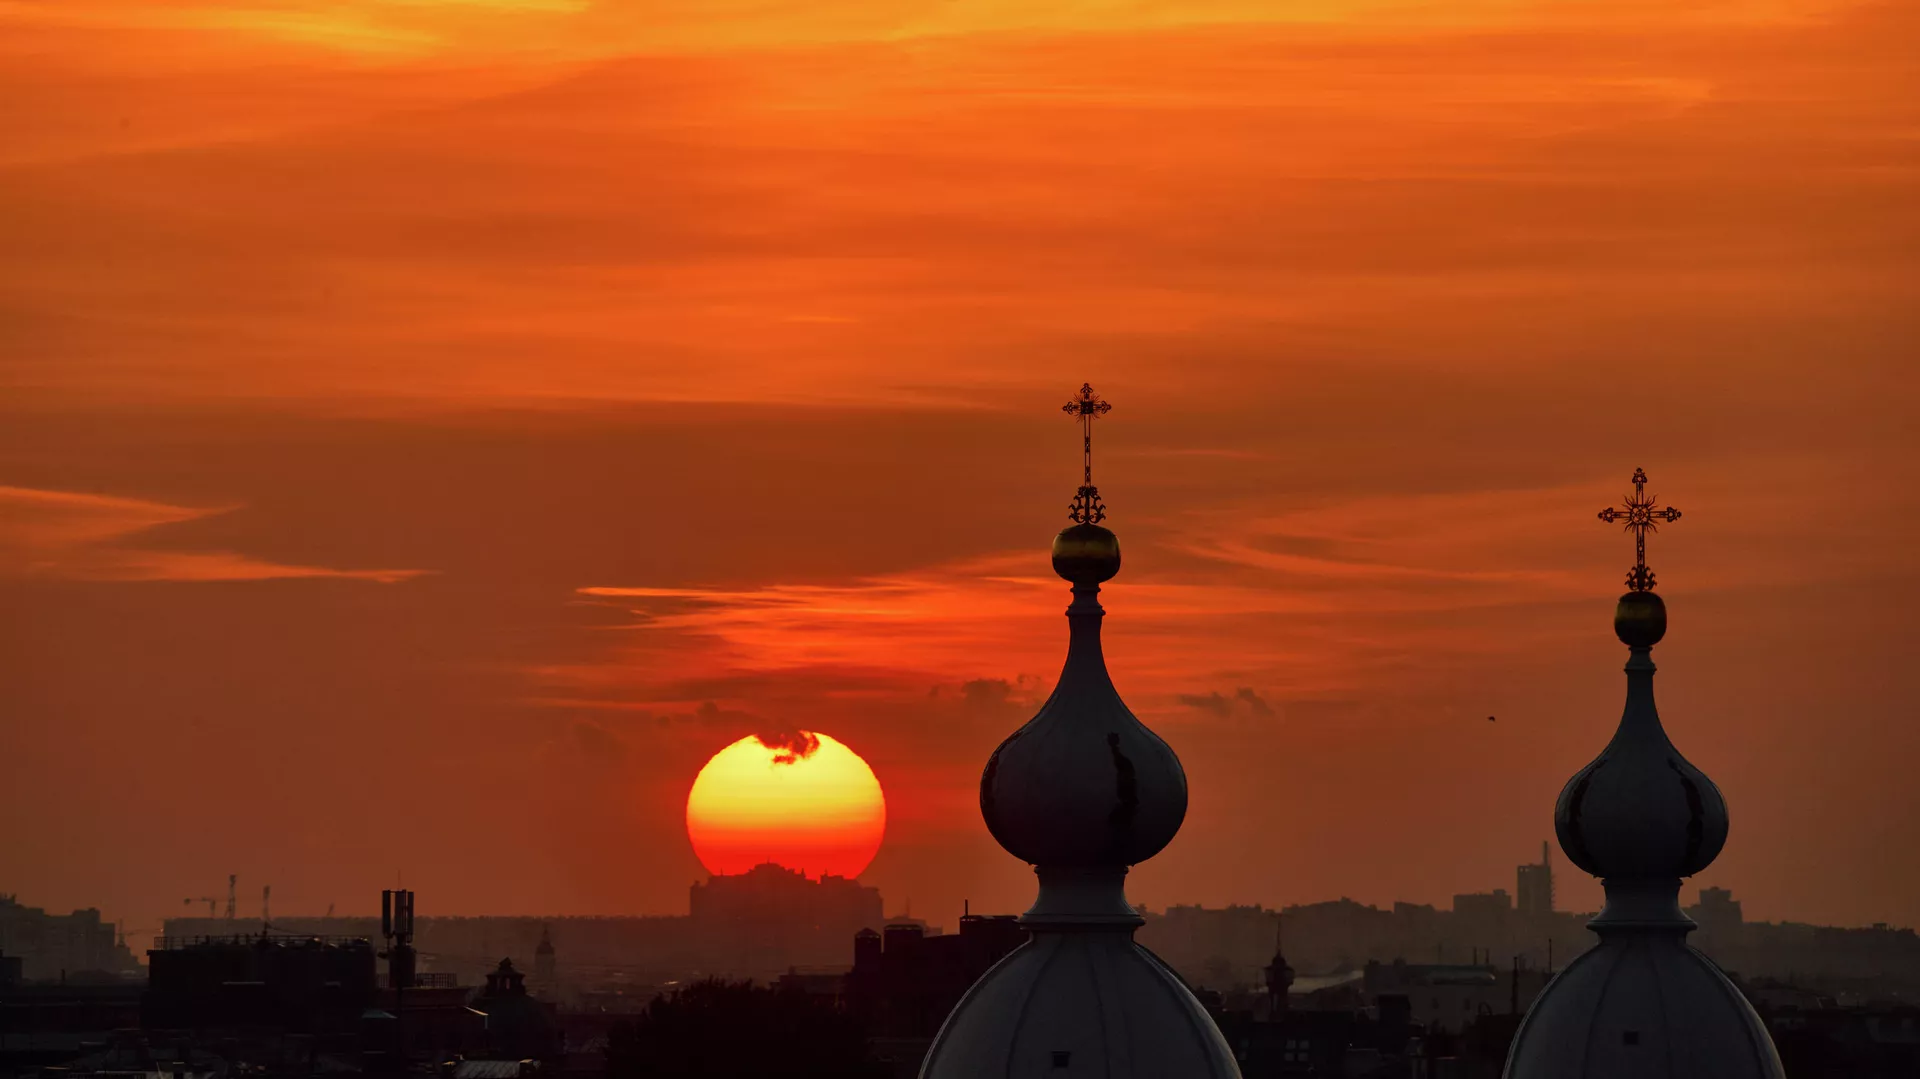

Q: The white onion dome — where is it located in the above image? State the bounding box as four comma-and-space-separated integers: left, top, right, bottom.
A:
979, 523, 1188, 870
1505, 584, 1781, 1079
1553, 591, 1729, 880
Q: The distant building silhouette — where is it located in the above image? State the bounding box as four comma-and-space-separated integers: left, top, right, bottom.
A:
1362, 958, 1550, 1035
846, 913, 1025, 1038
1213, 1004, 1414, 1077
605, 979, 887, 1079
533, 923, 557, 995
1758, 996, 1920, 1076
1516, 841, 1555, 917
0, 976, 143, 1073
470, 958, 559, 1061
164, 863, 884, 988
139, 895, 488, 1073
1143, 904, 1290, 990
1691, 887, 1745, 938
1263, 918, 1295, 1018
0, 895, 140, 981
143, 933, 376, 1032
1453, 889, 1513, 922
1138, 879, 1596, 994
689, 863, 883, 976
688, 862, 881, 929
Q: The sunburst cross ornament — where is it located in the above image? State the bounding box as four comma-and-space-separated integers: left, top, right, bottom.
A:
1597, 467, 1682, 592
1061, 383, 1113, 524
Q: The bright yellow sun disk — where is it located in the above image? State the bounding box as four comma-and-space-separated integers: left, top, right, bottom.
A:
685, 732, 886, 879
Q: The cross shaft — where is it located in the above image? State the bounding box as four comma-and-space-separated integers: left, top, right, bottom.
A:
1061, 383, 1113, 524
1597, 467, 1682, 592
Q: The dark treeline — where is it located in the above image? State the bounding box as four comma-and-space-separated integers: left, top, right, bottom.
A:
605, 980, 887, 1079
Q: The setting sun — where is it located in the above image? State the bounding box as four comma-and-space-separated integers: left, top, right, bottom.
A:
685, 732, 887, 879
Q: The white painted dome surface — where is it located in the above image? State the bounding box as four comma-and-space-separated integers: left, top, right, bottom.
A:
1506, 932, 1783, 1079
924, 932, 1240, 1079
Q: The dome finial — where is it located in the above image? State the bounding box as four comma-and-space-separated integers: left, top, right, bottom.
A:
1054, 383, 1122, 584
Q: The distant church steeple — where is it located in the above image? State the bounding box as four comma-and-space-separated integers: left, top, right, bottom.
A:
1264, 914, 1295, 1016
1503, 469, 1783, 1079
534, 923, 556, 990
920, 385, 1240, 1079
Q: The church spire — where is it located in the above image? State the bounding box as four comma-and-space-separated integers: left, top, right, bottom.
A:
1555, 470, 1724, 899
922, 386, 1238, 1078
979, 384, 1185, 910
1265, 914, 1295, 1014
1505, 469, 1781, 1079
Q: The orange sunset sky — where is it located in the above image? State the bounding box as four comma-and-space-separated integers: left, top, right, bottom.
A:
2, 0, 1916, 944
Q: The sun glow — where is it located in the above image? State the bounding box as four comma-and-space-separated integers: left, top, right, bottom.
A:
685, 732, 886, 879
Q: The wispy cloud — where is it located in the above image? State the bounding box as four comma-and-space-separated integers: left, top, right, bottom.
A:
0, 485, 427, 583
0, 0, 1843, 65
567, 515, 1578, 713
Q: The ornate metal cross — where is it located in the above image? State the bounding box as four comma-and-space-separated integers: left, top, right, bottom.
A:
1061, 383, 1112, 524
1597, 467, 1682, 592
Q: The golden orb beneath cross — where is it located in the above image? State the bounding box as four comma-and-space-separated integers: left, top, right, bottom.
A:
1052, 523, 1121, 584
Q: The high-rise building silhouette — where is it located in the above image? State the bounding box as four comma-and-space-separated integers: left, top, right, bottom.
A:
1516, 841, 1555, 917
0, 896, 140, 980
1504, 470, 1783, 1079
847, 914, 1027, 1037
920, 385, 1240, 1078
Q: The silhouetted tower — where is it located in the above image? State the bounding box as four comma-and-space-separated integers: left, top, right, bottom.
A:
486, 958, 527, 996
853, 926, 882, 970
534, 923, 556, 988
1504, 469, 1782, 1079
1264, 915, 1295, 1015
921, 385, 1241, 1078
381, 889, 416, 989
225, 874, 237, 922
1516, 840, 1555, 916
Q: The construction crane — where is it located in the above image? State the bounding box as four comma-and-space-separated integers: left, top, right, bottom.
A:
182, 873, 240, 922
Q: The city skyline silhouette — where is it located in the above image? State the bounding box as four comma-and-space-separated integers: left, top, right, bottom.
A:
2, 9, 1916, 1078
